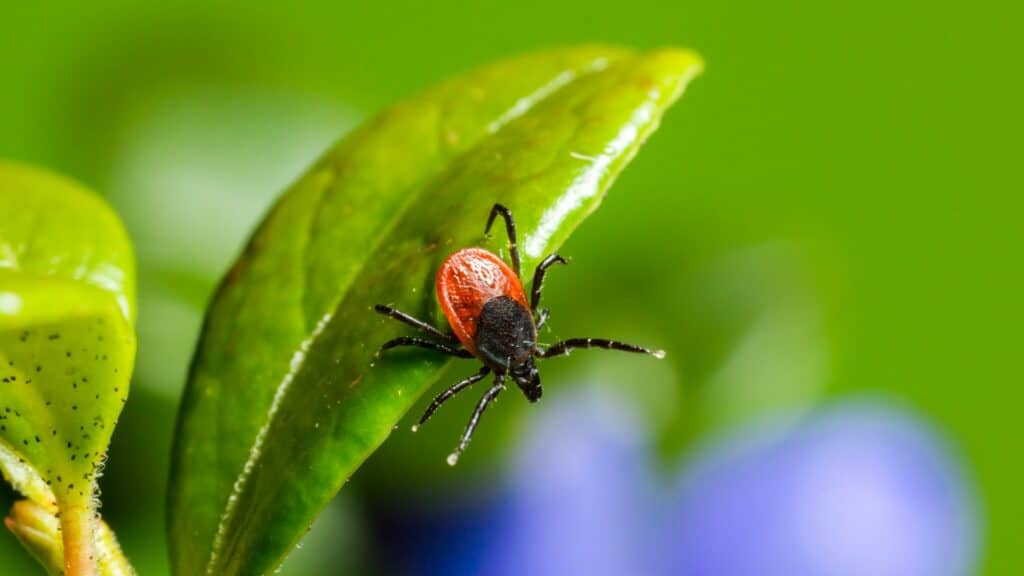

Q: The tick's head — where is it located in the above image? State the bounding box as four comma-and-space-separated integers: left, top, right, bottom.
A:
511, 357, 542, 403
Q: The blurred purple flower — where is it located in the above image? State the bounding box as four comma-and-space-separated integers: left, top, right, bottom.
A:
483, 390, 659, 576
664, 400, 979, 576
391, 389, 979, 576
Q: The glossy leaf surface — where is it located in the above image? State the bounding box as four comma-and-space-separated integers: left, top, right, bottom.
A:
0, 162, 136, 574
168, 46, 703, 576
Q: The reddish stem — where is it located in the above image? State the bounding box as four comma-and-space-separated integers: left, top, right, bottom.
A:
60, 502, 97, 576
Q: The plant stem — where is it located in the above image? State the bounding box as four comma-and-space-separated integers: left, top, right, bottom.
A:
60, 502, 97, 576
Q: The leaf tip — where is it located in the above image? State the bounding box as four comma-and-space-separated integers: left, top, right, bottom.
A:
642, 47, 706, 101
652, 47, 705, 74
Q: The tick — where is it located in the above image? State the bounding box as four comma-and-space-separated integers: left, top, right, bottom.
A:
375, 203, 664, 465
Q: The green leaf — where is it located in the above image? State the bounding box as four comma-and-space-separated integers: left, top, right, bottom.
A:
168, 46, 703, 576
0, 161, 136, 574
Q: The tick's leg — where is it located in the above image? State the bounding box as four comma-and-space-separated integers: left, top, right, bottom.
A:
536, 307, 551, 331
530, 253, 567, 312
447, 375, 506, 466
376, 337, 473, 359
485, 203, 521, 277
375, 304, 455, 342
413, 366, 491, 431
539, 338, 665, 359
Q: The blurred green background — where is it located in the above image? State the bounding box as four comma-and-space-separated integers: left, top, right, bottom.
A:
1, 1, 1020, 574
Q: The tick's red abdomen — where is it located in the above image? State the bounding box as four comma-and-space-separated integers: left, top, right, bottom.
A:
436, 247, 528, 354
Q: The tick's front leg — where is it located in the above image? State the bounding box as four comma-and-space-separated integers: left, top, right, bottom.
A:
413, 366, 491, 431
447, 375, 506, 465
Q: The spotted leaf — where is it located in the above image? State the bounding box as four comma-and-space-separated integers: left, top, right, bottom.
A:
0, 162, 136, 575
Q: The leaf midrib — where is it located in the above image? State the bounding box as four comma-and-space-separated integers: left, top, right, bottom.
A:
203, 56, 616, 574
